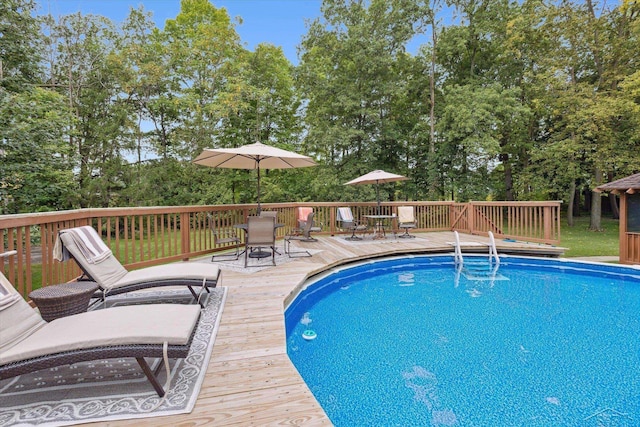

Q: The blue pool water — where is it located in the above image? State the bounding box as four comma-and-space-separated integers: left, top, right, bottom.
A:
285, 255, 640, 426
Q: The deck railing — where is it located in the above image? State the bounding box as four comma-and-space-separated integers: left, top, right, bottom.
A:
1, 200, 561, 298
451, 201, 561, 243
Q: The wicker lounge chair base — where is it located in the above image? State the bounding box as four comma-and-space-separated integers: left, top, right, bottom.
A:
87, 276, 212, 309
0, 339, 195, 397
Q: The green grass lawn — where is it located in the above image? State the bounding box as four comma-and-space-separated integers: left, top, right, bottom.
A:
559, 215, 619, 258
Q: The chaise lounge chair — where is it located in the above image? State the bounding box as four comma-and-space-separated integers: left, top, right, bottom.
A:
55, 226, 221, 307
0, 255, 201, 397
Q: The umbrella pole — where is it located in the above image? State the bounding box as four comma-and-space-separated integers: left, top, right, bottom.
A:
376, 181, 381, 215
256, 165, 261, 214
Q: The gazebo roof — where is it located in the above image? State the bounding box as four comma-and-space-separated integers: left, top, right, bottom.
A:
595, 172, 640, 194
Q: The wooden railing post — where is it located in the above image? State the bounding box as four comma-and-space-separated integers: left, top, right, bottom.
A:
180, 212, 191, 262
543, 206, 552, 243
330, 207, 336, 236
620, 194, 628, 264
468, 202, 476, 235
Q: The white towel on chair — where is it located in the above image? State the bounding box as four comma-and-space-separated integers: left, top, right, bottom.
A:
53, 226, 112, 264
337, 207, 354, 222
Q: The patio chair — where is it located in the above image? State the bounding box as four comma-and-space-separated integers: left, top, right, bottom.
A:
0, 262, 201, 397
294, 207, 322, 242
337, 207, 368, 241
397, 206, 417, 238
245, 216, 277, 267
208, 214, 241, 262
55, 226, 220, 308
284, 211, 319, 257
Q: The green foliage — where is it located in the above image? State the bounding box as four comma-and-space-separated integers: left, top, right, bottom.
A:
0, 0, 637, 215
298, 0, 432, 201
0, 88, 77, 213
0, 0, 42, 92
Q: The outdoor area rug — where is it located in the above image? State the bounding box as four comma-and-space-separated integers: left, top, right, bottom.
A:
195, 246, 323, 273
330, 234, 425, 245
0, 287, 227, 427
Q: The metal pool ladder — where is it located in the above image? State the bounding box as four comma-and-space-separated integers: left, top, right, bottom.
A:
453, 230, 500, 266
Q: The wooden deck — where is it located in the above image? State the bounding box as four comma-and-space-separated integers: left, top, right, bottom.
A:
110, 231, 564, 426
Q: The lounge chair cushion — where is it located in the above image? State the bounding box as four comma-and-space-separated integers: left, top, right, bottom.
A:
114, 263, 220, 289
0, 274, 47, 357
0, 303, 200, 365
58, 231, 220, 292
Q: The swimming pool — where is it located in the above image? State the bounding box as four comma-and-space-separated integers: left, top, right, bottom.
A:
285, 255, 640, 426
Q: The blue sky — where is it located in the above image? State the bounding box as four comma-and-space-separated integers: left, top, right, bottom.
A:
36, 0, 324, 64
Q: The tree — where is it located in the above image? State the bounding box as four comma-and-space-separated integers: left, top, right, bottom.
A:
298, 0, 430, 202
0, 88, 76, 213
0, 0, 79, 213
436, 84, 529, 201
214, 43, 303, 205
43, 12, 137, 207
161, 0, 245, 159
0, 0, 41, 92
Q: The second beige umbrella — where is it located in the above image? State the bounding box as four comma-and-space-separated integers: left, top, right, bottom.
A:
345, 169, 409, 214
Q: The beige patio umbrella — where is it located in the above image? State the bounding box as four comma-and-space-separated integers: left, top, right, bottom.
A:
345, 169, 409, 214
193, 142, 316, 213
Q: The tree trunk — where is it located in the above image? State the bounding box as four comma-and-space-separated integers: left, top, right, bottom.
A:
501, 153, 514, 201
584, 188, 591, 213
567, 180, 575, 227
609, 194, 619, 219
589, 168, 603, 230
608, 172, 620, 219
573, 186, 580, 217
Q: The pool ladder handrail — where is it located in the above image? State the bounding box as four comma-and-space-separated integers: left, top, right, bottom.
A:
453, 231, 500, 266
488, 231, 500, 266
453, 231, 464, 265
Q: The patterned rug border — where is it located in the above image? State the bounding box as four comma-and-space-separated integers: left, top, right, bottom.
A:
0, 287, 227, 427
329, 234, 424, 245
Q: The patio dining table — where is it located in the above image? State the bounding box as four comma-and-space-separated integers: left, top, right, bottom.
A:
364, 214, 397, 240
